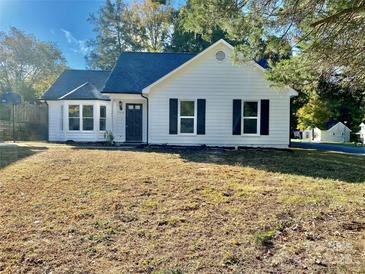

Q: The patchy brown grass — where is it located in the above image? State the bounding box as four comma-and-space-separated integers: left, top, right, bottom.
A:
0, 144, 364, 273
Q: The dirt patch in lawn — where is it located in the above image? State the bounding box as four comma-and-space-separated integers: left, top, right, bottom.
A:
0, 146, 364, 273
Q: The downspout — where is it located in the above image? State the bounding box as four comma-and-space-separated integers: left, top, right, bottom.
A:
141, 93, 149, 145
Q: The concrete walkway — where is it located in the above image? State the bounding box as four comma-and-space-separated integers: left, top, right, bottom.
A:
291, 142, 365, 155
0, 143, 17, 147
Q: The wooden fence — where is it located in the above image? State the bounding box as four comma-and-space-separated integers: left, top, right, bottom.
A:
0, 103, 48, 141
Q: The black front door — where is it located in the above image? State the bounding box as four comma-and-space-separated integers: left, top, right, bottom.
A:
126, 103, 143, 142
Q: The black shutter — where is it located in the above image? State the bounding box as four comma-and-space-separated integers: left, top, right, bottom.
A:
197, 99, 206, 135
260, 99, 270, 135
169, 98, 178, 134
232, 99, 242, 135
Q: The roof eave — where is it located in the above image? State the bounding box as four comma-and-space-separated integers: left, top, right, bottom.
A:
45, 98, 110, 101
288, 87, 298, 97
102, 91, 142, 94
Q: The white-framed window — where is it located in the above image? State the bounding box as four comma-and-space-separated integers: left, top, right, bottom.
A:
82, 105, 94, 131
99, 105, 106, 131
178, 99, 196, 134
68, 104, 95, 131
68, 105, 80, 131
242, 101, 260, 135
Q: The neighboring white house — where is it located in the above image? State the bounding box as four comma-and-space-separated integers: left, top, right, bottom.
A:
302, 121, 351, 143
358, 121, 365, 144
43, 39, 297, 148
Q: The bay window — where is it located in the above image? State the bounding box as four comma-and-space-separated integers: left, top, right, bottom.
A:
60, 105, 64, 131
68, 104, 95, 131
99, 105, 106, 131
68, 105, 80, 131
82, 105, 94, 131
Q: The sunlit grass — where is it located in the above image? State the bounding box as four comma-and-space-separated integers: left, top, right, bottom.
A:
0, 145, 364, 273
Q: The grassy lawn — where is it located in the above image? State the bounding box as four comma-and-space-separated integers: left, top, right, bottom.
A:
0, 144, 364, 273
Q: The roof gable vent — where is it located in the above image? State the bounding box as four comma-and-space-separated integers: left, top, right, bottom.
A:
215, 50, 225, 61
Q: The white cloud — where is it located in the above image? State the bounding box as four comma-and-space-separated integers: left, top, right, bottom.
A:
60, 28, 90, 55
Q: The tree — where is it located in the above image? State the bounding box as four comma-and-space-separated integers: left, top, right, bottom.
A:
182, 0, 365, 130
180, 0, 365, 88
128, 0, 174, 52
87, 0, 174, 69
182, 0, 293, 64
297, 94, 332, 130
316, 79, 365, 130
166, 7, 229, 52
0, 27, 66, 102
87, 0, 142, 70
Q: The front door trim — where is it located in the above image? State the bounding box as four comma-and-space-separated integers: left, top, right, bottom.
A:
125, 103, 143, 142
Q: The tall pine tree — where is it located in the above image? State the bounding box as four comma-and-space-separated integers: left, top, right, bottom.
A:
86, 0, 142, 70
87, 0, 174, 69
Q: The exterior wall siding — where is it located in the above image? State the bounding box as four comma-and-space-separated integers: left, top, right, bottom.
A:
107, 94, 148, 143
48, 101, 64, 141
148, 44, 292, 147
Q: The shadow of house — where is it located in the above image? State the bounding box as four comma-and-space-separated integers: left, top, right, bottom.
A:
172, 148, 365, 184
0, 145, 48, 169
70, 145, 364, 184
58, 141, 364, 184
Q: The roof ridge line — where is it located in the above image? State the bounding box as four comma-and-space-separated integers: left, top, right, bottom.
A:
58, 82, 89, 99
64, 69, 111, 72
120, 51, 198, 55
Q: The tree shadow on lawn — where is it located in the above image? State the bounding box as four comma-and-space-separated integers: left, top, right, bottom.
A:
0, 145, 48, 169
138, 147, 365, 184
69, 144, 365, 184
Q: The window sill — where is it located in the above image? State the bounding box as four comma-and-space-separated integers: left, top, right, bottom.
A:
241, 134, 260, 137
66, 130, 96, 133
178, 133, 197, 136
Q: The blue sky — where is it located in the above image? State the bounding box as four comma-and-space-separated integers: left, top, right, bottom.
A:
0, 0, 105, 69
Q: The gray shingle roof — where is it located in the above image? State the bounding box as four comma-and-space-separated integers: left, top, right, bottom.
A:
60, 82, 110, 101
43, 70, 110, 100
102, 52, 197, 93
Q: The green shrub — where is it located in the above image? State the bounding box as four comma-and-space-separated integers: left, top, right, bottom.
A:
104, 130, 114, 145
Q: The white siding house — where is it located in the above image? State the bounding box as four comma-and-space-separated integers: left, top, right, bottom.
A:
44, 40, 297, 148
302, 122, 351, 143
359, 122, 365, 144
144, 42, 294, 147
